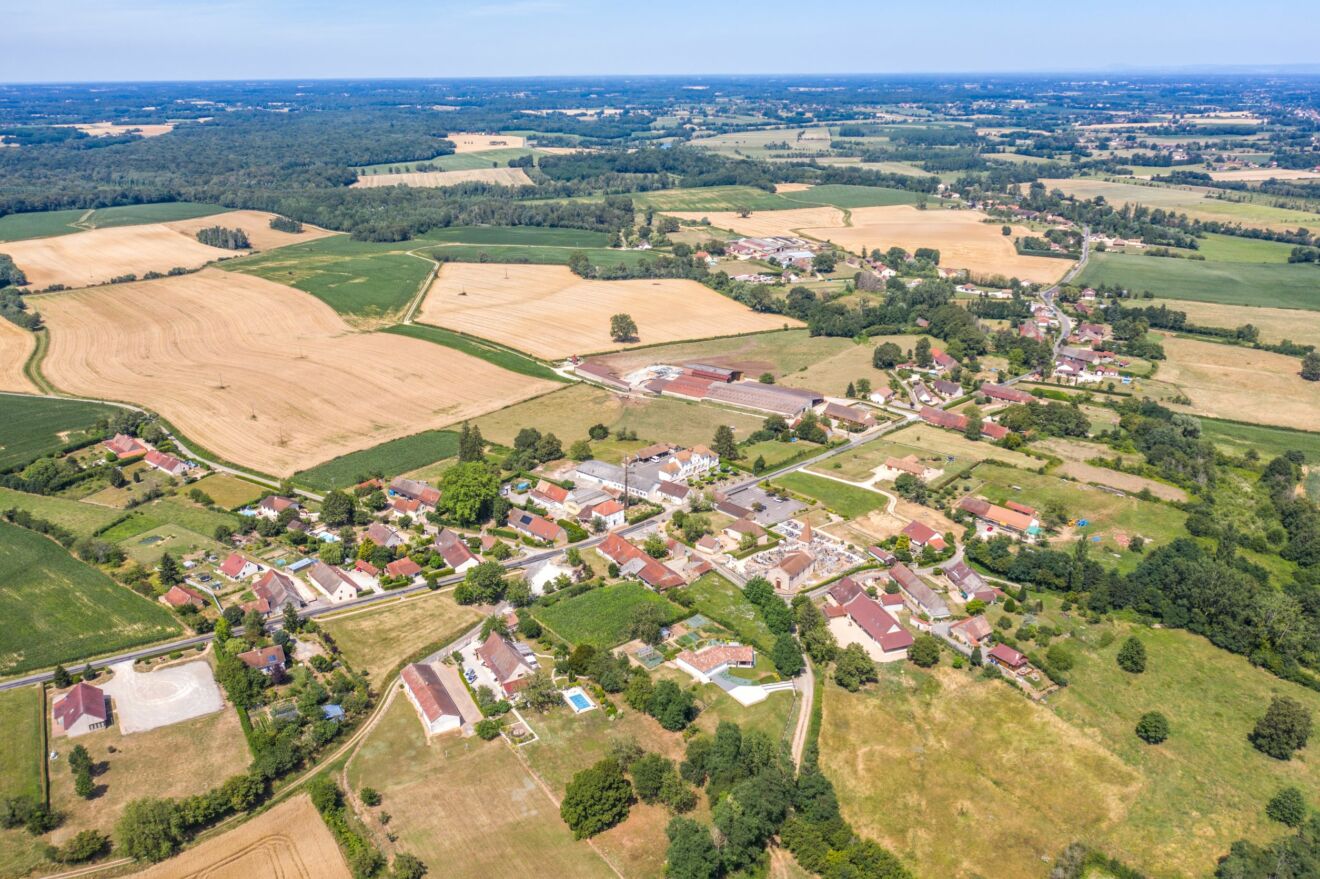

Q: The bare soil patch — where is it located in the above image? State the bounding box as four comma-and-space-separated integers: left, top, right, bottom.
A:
1158, 334, 1320, 431
5, 210, 330, 290
0, 319, 35, 392
38, 270, 556, 475
418, 262, 796, 359
352, 167, 533, 189
129, 795, 350, 879
774, 182, 813, 193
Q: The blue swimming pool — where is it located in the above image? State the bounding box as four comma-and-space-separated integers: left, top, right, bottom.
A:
568, 692, 590, 710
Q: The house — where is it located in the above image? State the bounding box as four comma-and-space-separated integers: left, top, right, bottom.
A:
901, 520, 947, 552
931, 349, 958, 373
390, 496, 422, 518
507, 509, 567, 545
433, 530, 479, 574
386, 557, 423, 582
530, 480, 570, 512
949, 615, 994, 649
162, 584, 207, 609
889, 563, 950, 620
401, 663, 463, 736
868, 546, 897, 565
476, 632, 534, 696
596, 533, 684, 589
582, 498, 626, 530
389, 477, 440, 508
257, 495, 299, 520
144, 449, 190, 478
988, 643, 1029, 673
353, 559, 381, 584
251, 569, 304, 614
912, 381, 936, 405
658, 446, 720, 482
931, 379, 962, 398
237, 645, 286, 675
767, 550, 816, 592
696, 534, 722, 554
104, 434, 149, 459
52, 683, 108, 736
957, 496, 1040, 537
869, 387, 896, 405
657, 481, 691, 504
821, 402, 877, 430
723, 518, 766, 546
919, 406, 1011, 441
574, 460, 662, 502
876, 455, 941, 482
826, 591, 913, 662
674, 644, 756, 684
981, 383, 1035, 404
364, 522, 405, 549
218, 552, 261, 581
307, 561, 362, 603
943, 560, 987, 597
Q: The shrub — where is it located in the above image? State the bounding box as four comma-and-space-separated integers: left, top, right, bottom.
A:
1250, 696, 1313, 760
1135, 711, 1169, 744
475, 718, 503, 740
1266, 787, 1307, 827
360, 787, 382, 807
1116, 636, 1146, 673
908, 634, 941, 668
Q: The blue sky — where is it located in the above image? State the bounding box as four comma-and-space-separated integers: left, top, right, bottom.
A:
2, 0, 1317, 82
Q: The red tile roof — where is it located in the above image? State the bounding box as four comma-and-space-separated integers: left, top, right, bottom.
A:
842, 595, 913, 653
477, 632, 530, 686
989, 643, 1027, 668
53, 683, 106, 730
401, 663, 462, 725
162, 584, 207, 608
677, 643, 754, 673
218, 553, 253, 578
507, 509, 565, 543
386, 557, 422, 579
237, 645, 286, 671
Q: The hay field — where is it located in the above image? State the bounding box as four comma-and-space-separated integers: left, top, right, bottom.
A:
1148, 298, 1320, 347
352, 167, 533, 189
1040, 177, 1320, 231
38, 270, 556, 475
0, 318, 35, 392
667, 205, 844, 238
4, 210, 331, 289
1209, 168, 1320, 182
417, 262, 795, 358
130, 795, 350, 879
69, 121, 175, 137
1157, 335, 1320, 431
449, 132, 527, 152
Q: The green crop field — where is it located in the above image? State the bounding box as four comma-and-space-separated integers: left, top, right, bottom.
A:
533, 581, 685, 648
357, 147, 541, 173
0, 520, 181, 676
1076, 252, 1320, 311
0, 396, 119, 472
771, 471, 887, 519
1181, 232, 1298, 263
185, 473, 266, 509
294, 428, 460, 490
419, 225, 610, 247
222, 235, 433, 319
0, 487, 125, 536
780, 184, 926, 209
423, 243, 654, 268
677, 572, 775, 651
384, 323, 565, 381
0, 202, 227, 242
0, 686, 43, 799
627, 186, 801, 212
1198, 417, 1320, 463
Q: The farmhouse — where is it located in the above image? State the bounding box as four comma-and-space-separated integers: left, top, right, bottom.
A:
825, 581, 912, 662
949, 615, 994, 649
507, 509, 567, 545
876, 455, 942, 482
890, 563, 950, 621
919, 405, 1010, 441
674, 643, 756, 685
251, 569, 304, 614
957, 496, 1040, 537
237, 645, 286, 675
931, 379, 962, 398
218, 552, 261, 581
477, 632, 534, 696
821, 401, 877, 430
433, 530, 479, 573
581, 498, 626, 530
162, 584, 208, 609
942, 560, 987, 596
144, 449, 191, 478
768, 550, 816, 592
988, 643, 1029, 674
104, 434, 150, 459
256, 495, 300, 520
307, 561, 362, 604
364, 522, 405, 549
389, 476, 440, 509
596, 532, 684, 589
981, 383, 1035, 404
401, 662, 463, 736
901, 520, 947, 552
529, 480, 570, 512
52, 682, 109, 737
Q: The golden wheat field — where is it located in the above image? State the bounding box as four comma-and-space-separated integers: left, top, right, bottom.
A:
37, 270, 556, 475
417, 262, 797, 358
129, 795, 350, 879
0, 318, 35, 392
668, 205, 844, 238
3, 210, 332, 290
67, 121, 176, 137
351, 167, 533, 189
449, 132, 527, 152
1158, 334, 1320, 431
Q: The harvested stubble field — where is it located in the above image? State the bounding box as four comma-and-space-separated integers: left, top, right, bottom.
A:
0, 318, 35, 392
597, 328, 854, 377
69, 121, 175, 137
1147, 299, 1320, 349
1040, 177, 1320, 231
319, 591, 482, 675
1157, 334, 1320, 431
130, 794, 350, 879
671, 205, 1067, 284
418, 262, 795, 358
448, 132, 527, 152
4, 209, 332, 289
37, 270, 557, 475
351, 166, 533, 188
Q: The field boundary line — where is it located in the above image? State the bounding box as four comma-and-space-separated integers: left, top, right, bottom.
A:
400, 249, 439, 324
22, 328, 56, 394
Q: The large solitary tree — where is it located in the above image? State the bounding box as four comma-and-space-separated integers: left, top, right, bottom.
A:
560, 759, 633, 839
610, 313, 638, 342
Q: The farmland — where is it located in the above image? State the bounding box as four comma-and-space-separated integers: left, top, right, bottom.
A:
38, 271, 556, 476
319, 591, 482, 675
597, 328, 855, 377
417, 262, 795, 359
1157, 334, 1320, 431
533, 581, 685, 648
131, 794, 351, 879
1041, 177, 1320, 231
347, 699, 614, 879
827, 422, 1039, 482
0, 202, 228, 242
1198, 417, 1320, 462
1077, 251, 1320, 311
0, 394, 119, 471
358, 147, 540, 173
295, 428, 461, 491
351, 167, 533, 188
4, 210, 330, 289
385, 323, 566, 381
0, 486, 125, 535
420, 225, 610, 247
1146, 298, 1320, 347
0, 520, 181, 676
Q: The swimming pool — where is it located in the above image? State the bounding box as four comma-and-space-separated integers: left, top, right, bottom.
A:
561, 686, 596, 714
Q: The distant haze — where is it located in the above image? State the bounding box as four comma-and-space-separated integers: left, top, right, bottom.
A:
2, 0, 1318, 82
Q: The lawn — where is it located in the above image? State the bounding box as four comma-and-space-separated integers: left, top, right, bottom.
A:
0, 685, 43, 799
0, 202, 227, 242
384, 323, 565, 381
116, 522, 226, 566
0, 520, 182, 676
293, 428, 460, 491
595, 328, 853, 378
347, 697, 615, 879
222, 234, 434, 320
677, 572, 776, 651
1199, 417, 1320, 463
771, 471, 888, 519
738, 438, 825, 472
186, 473, 266, 509
533, 581, 685, 649
0, 396, 119, 471
826, 423, 1039, 482
0, 486, 125, 536
318, 591, 482, 678
1075, 251, 1320, 311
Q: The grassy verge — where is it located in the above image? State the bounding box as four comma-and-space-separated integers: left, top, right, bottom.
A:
384, 323, 565, 382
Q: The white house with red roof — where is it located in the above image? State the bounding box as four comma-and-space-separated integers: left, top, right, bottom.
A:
161, 584, 208, 609
950, 615, 994, 649
476, 632, 535, 696
249, 569, 305, 614
52, 682, 109, 737
144, 449, 191, 478
581, 498, 626, 530
218, 552, 262, 581
104, 434, 150, 459
256, 495, 300, 520
386, 557, 423, 583
306, 561, 362, 604
674, 643, 756, 685
901, 520, 946, 552
825, 578, 913, 662
433, 530, 479, 574
401, 663, 463, 735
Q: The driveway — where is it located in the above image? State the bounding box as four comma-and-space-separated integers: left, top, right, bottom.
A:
99, 658, 225, 734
